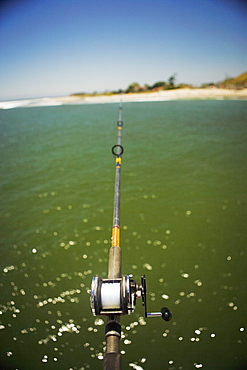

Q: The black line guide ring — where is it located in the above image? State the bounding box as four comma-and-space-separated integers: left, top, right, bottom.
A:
112, 145, 124, 156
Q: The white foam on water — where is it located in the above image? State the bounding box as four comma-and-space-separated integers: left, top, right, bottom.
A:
0, 97, 63, 109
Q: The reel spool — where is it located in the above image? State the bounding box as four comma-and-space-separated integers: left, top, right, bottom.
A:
90, 275, 137, 316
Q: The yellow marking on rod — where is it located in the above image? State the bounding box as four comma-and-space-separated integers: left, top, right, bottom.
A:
111, 226, 120, 247
116, 157, 122, 164
118, 127, 122, 130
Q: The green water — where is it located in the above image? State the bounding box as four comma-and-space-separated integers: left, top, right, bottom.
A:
0, 101, 246, 369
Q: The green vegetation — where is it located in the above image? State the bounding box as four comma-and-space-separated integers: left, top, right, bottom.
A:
71, 74, 183, 97
125, 82, 142, 93
217, 71, 247, 89
201, 71, 247, 89
70, 71, 247, 97
152, 81, 167, 88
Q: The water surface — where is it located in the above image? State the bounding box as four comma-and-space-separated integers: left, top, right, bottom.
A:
0, 101, 246, 369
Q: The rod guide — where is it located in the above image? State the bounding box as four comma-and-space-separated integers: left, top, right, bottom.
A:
111, 144, 124, 156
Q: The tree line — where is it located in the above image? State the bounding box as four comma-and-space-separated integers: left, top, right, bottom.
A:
115, 74, 182, 94
71, 74, 192, 97
71, 71, 246, 97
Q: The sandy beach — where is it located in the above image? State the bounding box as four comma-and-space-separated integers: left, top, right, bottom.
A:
1, 88, 246, 110
56, 88, 247, 105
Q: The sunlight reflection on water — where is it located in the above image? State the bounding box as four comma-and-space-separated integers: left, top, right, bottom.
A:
1, 101, 247, 369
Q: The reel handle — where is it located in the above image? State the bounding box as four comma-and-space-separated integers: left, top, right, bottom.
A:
146, 307, 172, 321
141, 275, 172, 321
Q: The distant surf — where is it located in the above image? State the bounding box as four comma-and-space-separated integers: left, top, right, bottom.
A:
0, 97, 64, 110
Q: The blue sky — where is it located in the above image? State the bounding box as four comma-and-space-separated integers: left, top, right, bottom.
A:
0, 0, 246, 100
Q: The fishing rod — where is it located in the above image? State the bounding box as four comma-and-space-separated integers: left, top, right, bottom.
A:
90, 103, 172, 370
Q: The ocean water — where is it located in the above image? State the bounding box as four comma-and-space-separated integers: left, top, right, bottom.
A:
0, 100, 246, 370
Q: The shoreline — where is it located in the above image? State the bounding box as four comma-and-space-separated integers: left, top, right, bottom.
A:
1, 88, 247, 109
57, 88, 247, 104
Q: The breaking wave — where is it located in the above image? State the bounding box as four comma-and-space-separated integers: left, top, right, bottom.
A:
0, 97, 63, 110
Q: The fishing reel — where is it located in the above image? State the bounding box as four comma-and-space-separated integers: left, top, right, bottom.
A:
90, 274, 172, 321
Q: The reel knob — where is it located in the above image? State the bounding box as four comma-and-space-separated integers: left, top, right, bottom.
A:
161, 307, 172, 321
